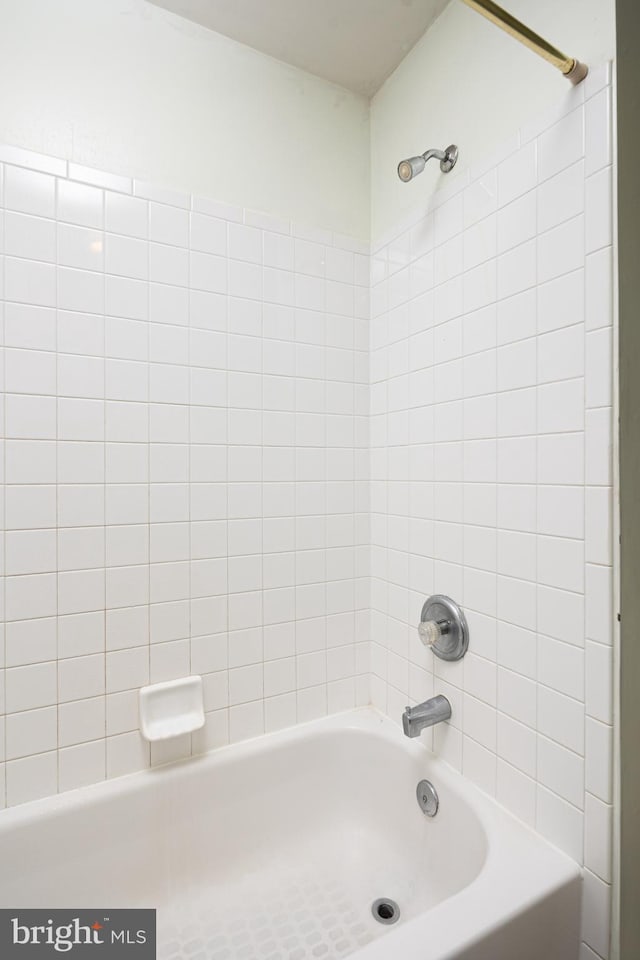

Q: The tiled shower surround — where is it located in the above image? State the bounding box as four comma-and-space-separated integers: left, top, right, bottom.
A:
370, 64, 614, 960
0, 63, 614, 960
0, 149, 370, 804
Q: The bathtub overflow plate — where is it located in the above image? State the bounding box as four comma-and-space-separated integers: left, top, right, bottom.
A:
416, 779, 439, 817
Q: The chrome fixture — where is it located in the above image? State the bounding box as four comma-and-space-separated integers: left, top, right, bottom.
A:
418, 594, 469, 662
397, 145, 458, 182
402, 695, 452, 738
416, 779, 439, 817
460, 0, 588, 85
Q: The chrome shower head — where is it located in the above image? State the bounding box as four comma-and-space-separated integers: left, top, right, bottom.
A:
398, 156, 427, 182
397, 144, 459, 181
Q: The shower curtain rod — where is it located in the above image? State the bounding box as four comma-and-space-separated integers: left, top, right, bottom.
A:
460, 0, 588, 84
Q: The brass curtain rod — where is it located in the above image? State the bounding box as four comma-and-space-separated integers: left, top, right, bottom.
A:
460, 0, 588, 84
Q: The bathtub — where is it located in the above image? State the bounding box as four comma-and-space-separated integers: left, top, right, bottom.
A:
0, 708, 580, 960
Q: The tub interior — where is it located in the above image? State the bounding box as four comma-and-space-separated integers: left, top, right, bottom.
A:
0, 719, 487, 959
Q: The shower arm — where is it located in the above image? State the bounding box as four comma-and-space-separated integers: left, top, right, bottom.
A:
460, 0, 588, 85
422, 148, 447, 164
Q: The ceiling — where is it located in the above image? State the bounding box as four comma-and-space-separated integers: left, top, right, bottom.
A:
148, 0, 450, 98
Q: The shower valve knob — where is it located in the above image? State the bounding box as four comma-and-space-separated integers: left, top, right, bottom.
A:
417, 619, 443, 647
417, 595, 469, 662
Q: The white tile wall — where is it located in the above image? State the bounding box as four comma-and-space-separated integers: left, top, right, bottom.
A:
369, 64, 615, 960
0, 143, 371, 806
0, 61, 616, 960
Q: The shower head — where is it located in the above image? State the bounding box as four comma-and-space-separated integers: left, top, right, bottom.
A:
397, 144, 459, 181
398, 156, 427, 182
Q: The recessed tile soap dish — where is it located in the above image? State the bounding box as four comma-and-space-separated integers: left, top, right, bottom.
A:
139, 676, 205, 742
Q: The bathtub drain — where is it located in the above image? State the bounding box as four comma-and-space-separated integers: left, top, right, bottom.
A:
371, 898, 400, 925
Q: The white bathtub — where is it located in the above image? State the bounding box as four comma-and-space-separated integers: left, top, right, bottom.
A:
0, 708, 581, 960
